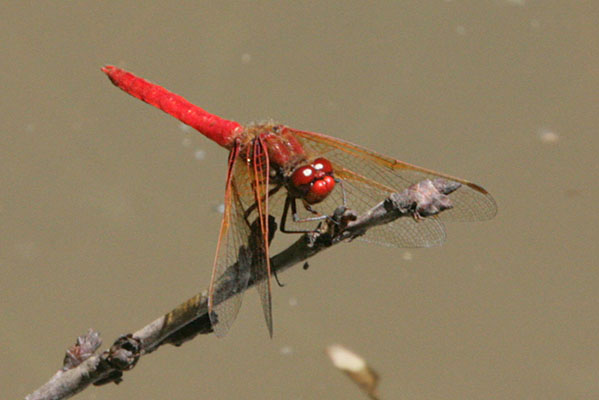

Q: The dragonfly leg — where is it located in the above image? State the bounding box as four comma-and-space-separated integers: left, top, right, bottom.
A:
280, 196, 297, 233
336, 178, 347, 207
280, 196, 326, 233
301, 204, 329, 221
273, 270, 285, 287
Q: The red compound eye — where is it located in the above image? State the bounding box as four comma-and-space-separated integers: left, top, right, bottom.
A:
290, 158, 336, 204
305, 175, 336, 204
290, 165, 314, 187
312, 158, 333, 174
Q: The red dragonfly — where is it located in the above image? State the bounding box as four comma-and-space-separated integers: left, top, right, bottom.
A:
102, 66, 496, 337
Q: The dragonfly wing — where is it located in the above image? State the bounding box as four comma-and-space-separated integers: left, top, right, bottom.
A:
319, 167, 447, 247
245, 138, 274, 337
337, 169, 447, 247
290, 129, 497, 247
209, 145, 253, 337
218, 139, 274, 337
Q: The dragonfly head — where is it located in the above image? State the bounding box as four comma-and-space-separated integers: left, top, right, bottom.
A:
289, 158, 336, 204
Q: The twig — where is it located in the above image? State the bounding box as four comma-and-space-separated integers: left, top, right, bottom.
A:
25, 178, 458, 400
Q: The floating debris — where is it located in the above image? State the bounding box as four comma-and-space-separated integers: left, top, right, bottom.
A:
538, 129, 559, 144
326, 344, 380, 400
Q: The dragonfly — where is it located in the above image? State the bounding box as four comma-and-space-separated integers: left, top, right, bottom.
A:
102, 66, 497, 337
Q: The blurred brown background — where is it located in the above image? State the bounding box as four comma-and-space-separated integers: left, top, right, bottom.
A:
2, 1, 598, 399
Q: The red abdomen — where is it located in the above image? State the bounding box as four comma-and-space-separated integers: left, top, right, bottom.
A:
102, 66, 241, 148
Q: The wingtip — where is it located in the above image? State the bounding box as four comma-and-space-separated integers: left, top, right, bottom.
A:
466, 182, 498, 220
263, 300, 274, 338
267, 322, 274, 339
466, 181, 490, 195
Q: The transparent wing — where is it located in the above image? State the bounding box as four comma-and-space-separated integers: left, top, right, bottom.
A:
245, 138, 274, 337
209, 139, 274, 337
289, 129, 497, 248
208, 145, 253, 337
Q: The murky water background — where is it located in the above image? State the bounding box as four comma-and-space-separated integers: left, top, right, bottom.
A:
2, 2, 598, 399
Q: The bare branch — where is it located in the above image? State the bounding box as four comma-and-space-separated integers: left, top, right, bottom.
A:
25, 179, 458, 400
